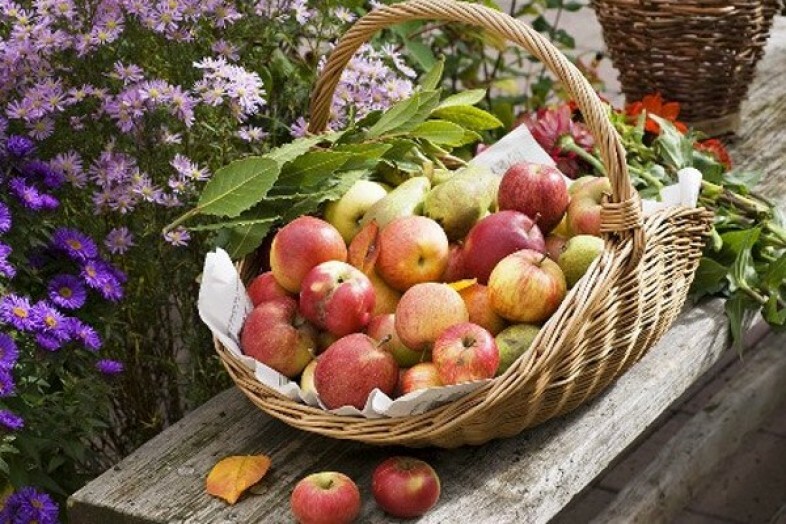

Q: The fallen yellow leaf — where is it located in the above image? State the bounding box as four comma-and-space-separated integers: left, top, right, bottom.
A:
206, 454, 271, 505
448, 279, 477, 292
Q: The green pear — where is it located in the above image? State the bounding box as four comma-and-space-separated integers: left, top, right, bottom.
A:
324, 180, 388, 243
359, 176, 431, 229
423, 165, 500, 241
558, 235, 605, 287
495, 323, 540, 375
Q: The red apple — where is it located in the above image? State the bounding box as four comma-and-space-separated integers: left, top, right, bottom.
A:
372, 457, 441, 518
544, 234, 568, 261
247, 271, 293, 306
395, 283, 469, 351
367, 314, 423, 368
488, 249, 567, 323
400, 363, 443, 395
432, 322, 499, 384
240, 297, 316, 377
369, 270, 401, 315
566, 177, 612, 237
270, 216, 348, 293
441, 244, 468, 282
291, 471, 361, 524
315, 333, 398, 410
498, 161, 569, 234
299, 261, 375, 337
300, 359, 318, 396
462, 211, 545, 284
458, 283, 506, 336
377, 216, 450, 291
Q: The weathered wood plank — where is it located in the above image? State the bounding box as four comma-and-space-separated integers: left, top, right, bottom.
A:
591, 331, 786, 524
69, 301, 735, 524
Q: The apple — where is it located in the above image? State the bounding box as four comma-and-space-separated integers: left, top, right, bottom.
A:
367, 314, 423, 368
462, 211, 545, 284
558, 234, 605, 287
496, 323, 540, 375
458, 283, 506, 336
400, 363, 443, 395
299, 261, 375, 337
488, 249, 567, 323
377, 216, 450, 291
432, 322, 499, 384
369, 270, 401, 315
247, 271, 292, 306
300, 359, 318, 396
566, 176, 612, 237
315, 333, 398, 410
270, 216, 348, 293
324, 180, 388, 243
395, 283, 469, 351
551, 214, 570, 238
441, 244, 468, 282
372, 457, 441, 518
498, 161, 569, 234
544, 234, 568, 261
240, 297, 316, 377
291, 471, 361, 524
568, 175, 597, 196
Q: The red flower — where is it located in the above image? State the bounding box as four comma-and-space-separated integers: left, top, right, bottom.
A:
695, 139, 732, 169
516, 104, 595, 177
626, 93, 688, 134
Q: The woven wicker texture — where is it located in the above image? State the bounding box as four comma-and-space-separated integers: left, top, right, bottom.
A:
592, 0, 779, 136
214, 0, 713, 447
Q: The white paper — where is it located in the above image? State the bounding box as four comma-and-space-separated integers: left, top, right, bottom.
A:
199, 129, 702, 419
198, 249, 489, 418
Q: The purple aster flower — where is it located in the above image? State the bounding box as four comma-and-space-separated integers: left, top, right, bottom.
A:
4, 135, 35, 159
98, 278, 124, 302
8, 177, 45, 211
0, 294, 39, 332
27, 118, 55, 140
291, 116, 308, 138
52, 227, 98, 261
36, 333, 65, 352
96, 358, 124, 375
211, 39, 240, 61
31, 301, 70, 342
163, 227, 190, 247
0, 333, 18, 369
0, 242, 15, 279
0, 368, 15, 397
69, 320, 102, 351
0, 409, 24, 431
38, 193, 60, 211
237, 126, 268, 142
0, 202, 11, 234
21, 160, 65, 189
104, 227, 134, 255
47, 274, 87, 310
0, 486, 59, 524
80, 259, 114, 289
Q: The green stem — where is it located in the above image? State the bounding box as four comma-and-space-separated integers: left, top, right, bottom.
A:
558, 135, 607, 175
162, 208, 200, 234
741, 284, 768, 306
628, 164, 665, 190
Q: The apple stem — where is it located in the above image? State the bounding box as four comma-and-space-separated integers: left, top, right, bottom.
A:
377, 334, 392, 348
538, 253, 549, 266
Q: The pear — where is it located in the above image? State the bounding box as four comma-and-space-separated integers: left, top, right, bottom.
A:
359, 176, 431, 229
558, 235, 605, 287
423, 165, 500, 241
495, 323, 540, 375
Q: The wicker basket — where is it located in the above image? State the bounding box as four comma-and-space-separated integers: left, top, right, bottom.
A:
214, 0, 713, 448
592, 0, 779, 136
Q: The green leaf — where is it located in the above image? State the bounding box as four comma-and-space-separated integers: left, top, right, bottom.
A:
187, 217, 277, 232
404, 38, 436, 71
395, 90, 442, 133
368, 94, 422, 137
652, 116, 692, 170
764, 253, 786, 290
764, 294, 786, 326
196, 157, 280, 218
728, 227, 761, 291
432, 105, 503, 131
277, 151, 352, 190
725, 291, 761, 350
267, 133, 341, 166
279, 170, 368, 222
420, 56, 445, 91
333, 143, 392, 171
219, 220, 277, 259
411, 120, 467, 146
723, 169, 764, 189
691, 258, 729, 297
437, 89, 486, 109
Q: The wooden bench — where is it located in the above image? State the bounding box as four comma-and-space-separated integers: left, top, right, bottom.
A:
68, 19, 786, 524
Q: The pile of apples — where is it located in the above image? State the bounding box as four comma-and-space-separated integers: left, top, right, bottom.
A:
240, 160, 608, 411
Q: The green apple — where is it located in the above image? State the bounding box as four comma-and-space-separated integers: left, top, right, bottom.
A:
495, 323, 540, 375
558, 235, 604, 287
324, 180, 388, 243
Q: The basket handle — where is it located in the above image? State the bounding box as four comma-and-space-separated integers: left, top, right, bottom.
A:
308, 0, 643, 252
